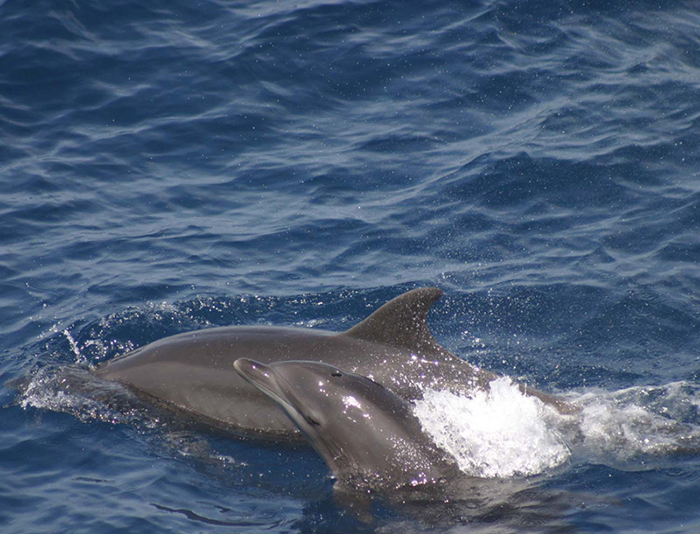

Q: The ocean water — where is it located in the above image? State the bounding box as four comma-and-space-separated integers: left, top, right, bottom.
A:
3, 0, 700, 531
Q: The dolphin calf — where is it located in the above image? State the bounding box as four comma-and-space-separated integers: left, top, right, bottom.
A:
95, 287, 570, 440
233, 360, 577, 529
233, 358, 460, 490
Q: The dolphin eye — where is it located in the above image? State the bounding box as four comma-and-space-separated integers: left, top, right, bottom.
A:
331, 371, 342, 377
305, 415, 320, 426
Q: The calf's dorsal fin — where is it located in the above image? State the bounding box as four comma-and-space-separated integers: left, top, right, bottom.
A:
342, 287, 444, 353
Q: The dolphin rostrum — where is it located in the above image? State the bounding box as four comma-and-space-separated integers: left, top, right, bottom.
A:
233, 358, 460, 490
95, 287, 570, 440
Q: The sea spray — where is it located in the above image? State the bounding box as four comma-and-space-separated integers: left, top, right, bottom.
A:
415, 379, 700, 478
414, 377, 571, 478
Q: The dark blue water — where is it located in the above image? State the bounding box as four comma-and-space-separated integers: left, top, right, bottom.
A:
3, 0, 700, 531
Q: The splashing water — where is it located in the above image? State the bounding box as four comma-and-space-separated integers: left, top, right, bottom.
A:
414, 378, 700, 479
573, 382, 700, 465
17, 364, 160, 429
414, 378, 571, 478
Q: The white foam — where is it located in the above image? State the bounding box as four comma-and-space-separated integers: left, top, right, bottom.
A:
573, 382, 700, 465
414, 378, 571, 478
415, 378, 700, 479
18, 365, 155, 428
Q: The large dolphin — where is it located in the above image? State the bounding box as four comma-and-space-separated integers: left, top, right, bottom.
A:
233, 358, 460, 490
95, 287, 570, 440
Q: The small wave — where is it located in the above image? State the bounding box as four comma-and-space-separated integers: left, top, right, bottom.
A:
415, 378, 700, 479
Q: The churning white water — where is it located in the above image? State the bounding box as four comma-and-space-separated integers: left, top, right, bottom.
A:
414, 378, 700, 478
414, 378, 571, 478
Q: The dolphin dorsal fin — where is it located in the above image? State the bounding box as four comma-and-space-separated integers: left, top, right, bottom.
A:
342, 287, 444, 353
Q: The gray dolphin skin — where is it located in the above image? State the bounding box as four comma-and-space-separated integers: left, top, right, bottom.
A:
95, 287, 571, 440
233, 358, 459, 489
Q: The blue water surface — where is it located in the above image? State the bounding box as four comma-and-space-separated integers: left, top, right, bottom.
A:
3, 0, 700, 532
